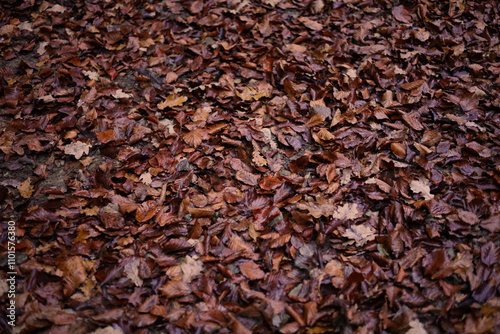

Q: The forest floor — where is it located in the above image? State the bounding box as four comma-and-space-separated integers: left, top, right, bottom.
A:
0, 0, 499, 333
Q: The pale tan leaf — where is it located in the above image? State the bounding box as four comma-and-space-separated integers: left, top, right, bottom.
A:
179, 255, 204, 283
158, 94, 187, 110
410, 179, 434, 200
112, 89, 131, 99
90, 326, 124, 334
82, 70, 100, 81
406, 320, 428, 334
343, 224, 376, 246
64, 141, 91, 159
124, 258, 143, 287
237, 80, 272, 101
332, 203, 363, 221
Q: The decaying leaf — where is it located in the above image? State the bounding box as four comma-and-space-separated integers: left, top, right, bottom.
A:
410, 179, 434, 200
179, 255, 204, 283
18, 178, 34, 198
343, 224, 376, 246
236, 80, 272, 101
64, 141, 92, 159
158, 94, 188, 109
240, 261, 265, 280
159, 280, 191, 298
123, 257, 143, 287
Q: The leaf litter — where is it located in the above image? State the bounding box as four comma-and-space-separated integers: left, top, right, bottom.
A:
0, 0, 499, 333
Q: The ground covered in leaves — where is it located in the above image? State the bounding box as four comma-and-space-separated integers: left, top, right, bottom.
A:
1, 0, 500, 333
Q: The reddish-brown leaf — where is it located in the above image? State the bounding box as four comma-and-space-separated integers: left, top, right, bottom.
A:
136, 200, 158, 223
239, 261, 265, 280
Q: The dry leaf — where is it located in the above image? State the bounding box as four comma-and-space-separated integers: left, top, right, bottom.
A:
236, 170, 260, 186
64, 141, 91, 159
123, 258, 143, 287
298, 17, 323, 31
112, 89, 131, 99
410, 179, 434, 200
159, 280, 191, 298
343, 224, 376, 246
332, 203, 363, 221
18, 178, 34, 198
158, 94, 188, 109
406, 320, 428, 334
240, 261, 265, 280
179, 255, 204, 283
90, 327, 124, 334
237, 80, 272, 101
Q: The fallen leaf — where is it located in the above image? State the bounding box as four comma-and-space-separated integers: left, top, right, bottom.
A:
236, 170, 260, 186
112, 89, 131, 99
410, 179, 434, 200
332, 203, 363, 221
18, 178, 34, 198
343, 224, 376, 246
179, 255, 204, 283
406, 320, 428, 334
298, 17, 323, 31
240, 261, 265, 280
158, 94, 188, 109
159, 280, 191, 298
89, 327, 124, 334
64, 141, 91, 159
124, 258, 143, 287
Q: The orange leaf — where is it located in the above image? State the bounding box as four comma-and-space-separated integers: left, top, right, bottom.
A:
96, 129, 116, 143
18, 178, 34, 198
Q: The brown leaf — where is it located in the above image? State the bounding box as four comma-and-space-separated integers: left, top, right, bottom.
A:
60, 256, 87, 295
401, 80, 425, 91
310, 99, 332, 118
304, 301, 318, 326
136, 201, 158, 223
421, 130, 441, 146
183, 128, 206, 148
18, 177, 34, 198
240, 261, 265, 280
236, 170, 260, 186
158, 94, 187, 110
391, 142, 406, 158
159, 280, 191, 298
96, 130, 116, 144
402, 112, 424, 131
392, 5, 412, 23
298, 17, 323, 31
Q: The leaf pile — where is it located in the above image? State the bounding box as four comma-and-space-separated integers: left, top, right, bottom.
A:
0, 0, 499, 333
